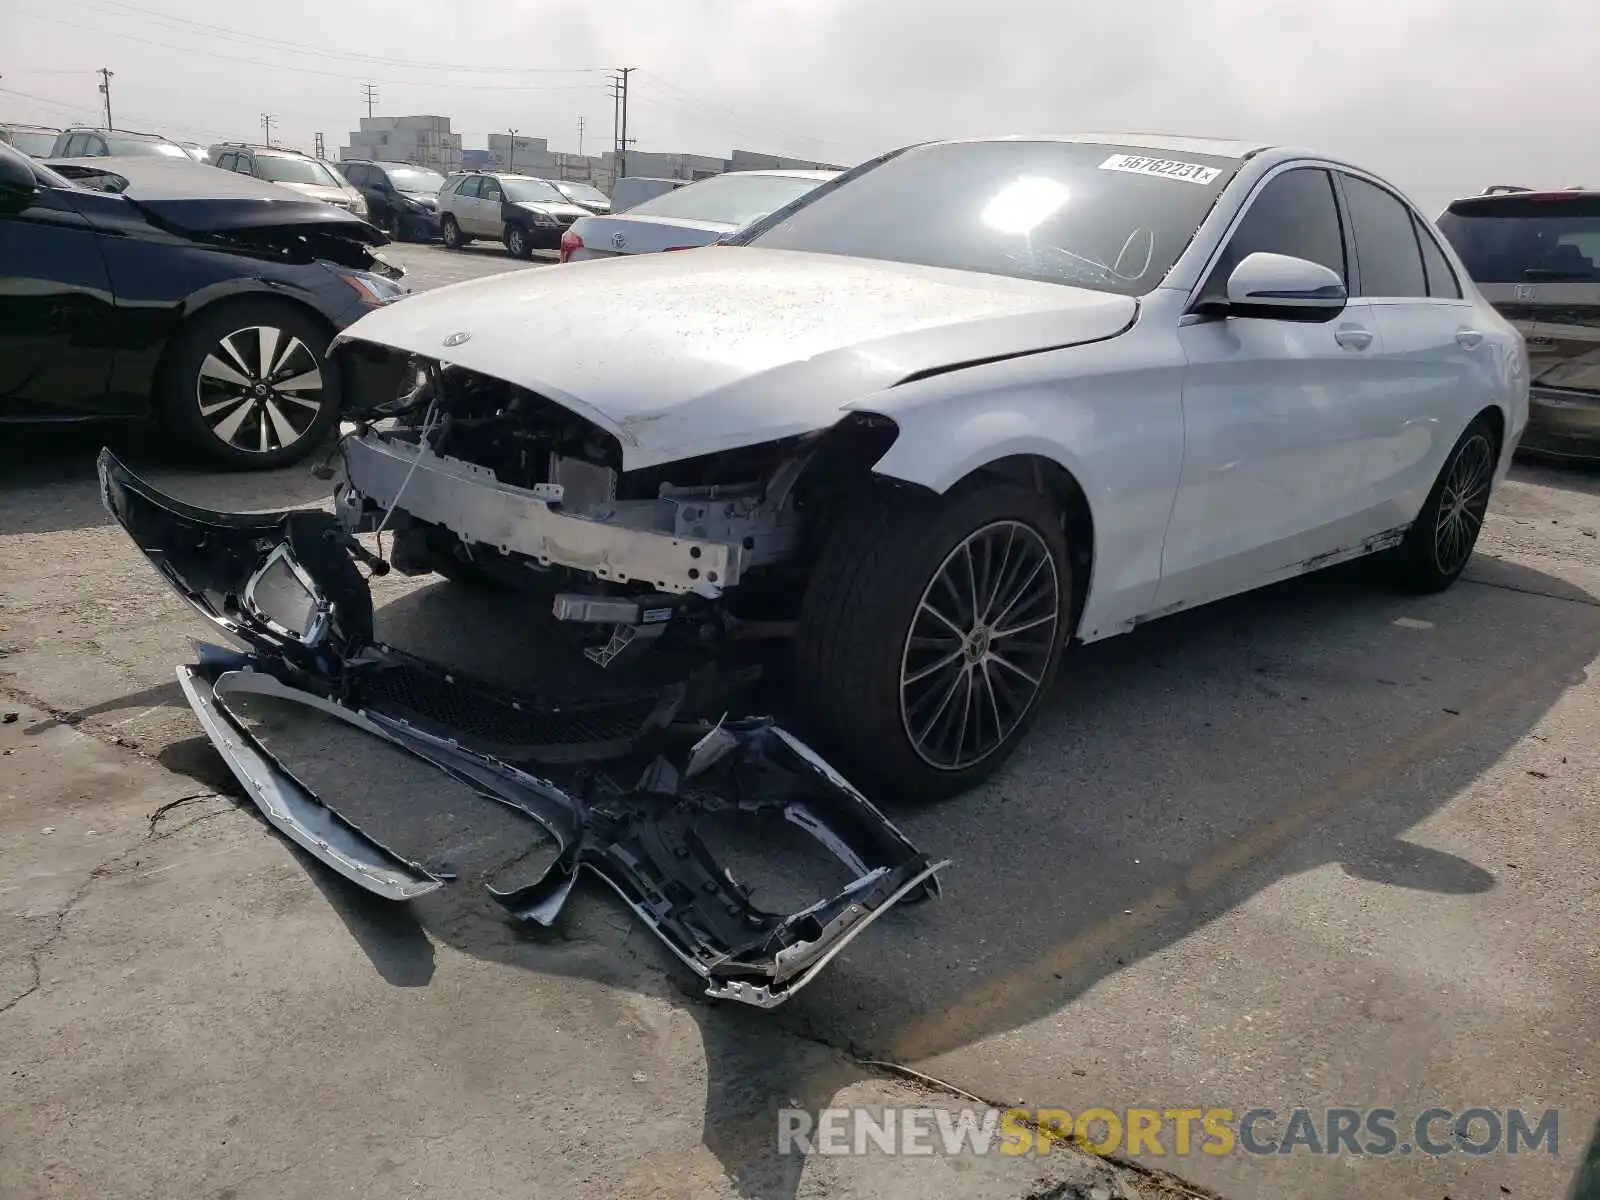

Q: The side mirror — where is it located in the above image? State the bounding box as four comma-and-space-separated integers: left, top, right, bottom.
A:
0, 151, 40, 214
1220, 252, 1347, 322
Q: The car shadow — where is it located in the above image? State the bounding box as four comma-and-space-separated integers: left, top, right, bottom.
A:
204, 544, 1598, 1198
1511, 453, 1600, 497
0, 424, 336, 535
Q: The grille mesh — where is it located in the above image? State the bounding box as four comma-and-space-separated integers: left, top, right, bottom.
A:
360, 662, 665, 761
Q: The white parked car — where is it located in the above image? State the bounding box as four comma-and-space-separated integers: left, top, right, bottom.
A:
327, 133, 1529, 800
559, 168, 837, 262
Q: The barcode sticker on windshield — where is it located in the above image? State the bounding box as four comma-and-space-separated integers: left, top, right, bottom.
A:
1099, 154, 1221, 185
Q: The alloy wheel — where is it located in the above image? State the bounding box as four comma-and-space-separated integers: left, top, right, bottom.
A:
899, 520, 1061, 771
507, 227, 527, 257
195, 325, 325, 455
1433, 433, 1494, 575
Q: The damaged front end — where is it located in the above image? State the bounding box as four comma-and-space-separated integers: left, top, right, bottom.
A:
99, 449, 943, 1007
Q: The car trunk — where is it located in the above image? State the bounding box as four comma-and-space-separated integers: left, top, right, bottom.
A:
570, 213, 731, 260
1438, 193, 1600, 398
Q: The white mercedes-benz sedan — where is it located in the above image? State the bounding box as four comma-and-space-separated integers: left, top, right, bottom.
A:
325, 133, 1529, 801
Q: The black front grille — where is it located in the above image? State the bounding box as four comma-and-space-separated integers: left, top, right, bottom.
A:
359, 661, 669, 763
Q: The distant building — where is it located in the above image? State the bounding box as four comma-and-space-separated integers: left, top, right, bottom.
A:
462, 133, 848, 197
340, 116, 463, 173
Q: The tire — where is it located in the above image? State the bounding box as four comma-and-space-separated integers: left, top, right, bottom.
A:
505, 224, 532, 259
440, 215, 467, 249
1388, 415, 1498, 593
158, 299, 341, 470
794, 482, 1071, 802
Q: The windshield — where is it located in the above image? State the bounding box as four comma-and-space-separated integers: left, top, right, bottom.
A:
734, 141, 1242, 296
502, 177, 565, 203
628, 172, 832, 227
105, 138, 189, 158
386, 166, 444, 191
556, 180, 608, 205
4, 130, 57, 157
256, 155, 341, 186
1437, 195, 1600, 282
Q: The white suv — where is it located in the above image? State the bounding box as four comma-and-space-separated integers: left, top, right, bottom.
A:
436, 171, 588, 258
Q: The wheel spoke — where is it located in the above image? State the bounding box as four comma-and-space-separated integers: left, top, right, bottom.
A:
262, 397, 300, 448
918, 600, 966, 639
904, 648, 963, 686
914, 669, 966, 752
979, 526, 1016, 622
979, 661, 1005, 749
992, 611, 1057, 641
199, 391, 250, 419
267, 335, 305, 380
199, 354, 253, 389
988, 651, 1041, 689
216, 332, 255, 379
258, 407, 271, 453
211, 399, 256, 444
989, 557, 1047, 632
274, 367, 322, 394
256, 327, 281, 379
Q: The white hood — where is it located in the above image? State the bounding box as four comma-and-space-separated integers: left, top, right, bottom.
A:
337, 247, 1136, 471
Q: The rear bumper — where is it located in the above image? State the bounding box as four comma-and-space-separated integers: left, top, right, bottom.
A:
1519, 387, 1600, 459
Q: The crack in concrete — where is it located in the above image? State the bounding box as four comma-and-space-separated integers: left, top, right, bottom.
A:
0, 792, 233, 1019
1462, 576, 1600, 609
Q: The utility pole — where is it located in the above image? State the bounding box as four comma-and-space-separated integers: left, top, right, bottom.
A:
507, 128, 518, 171
260, 113, 275, 145
97, 67, 114, 128
314, 131, 325, 160
576, 115, 584, 157
361, 82, 378, 119
617, 66, 633, 179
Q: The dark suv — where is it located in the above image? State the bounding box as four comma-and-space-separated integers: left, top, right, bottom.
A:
335, 160, 444, 240
1437, 187, 1600, 458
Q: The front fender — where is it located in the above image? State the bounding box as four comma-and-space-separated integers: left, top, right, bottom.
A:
854, 326, 1189, 641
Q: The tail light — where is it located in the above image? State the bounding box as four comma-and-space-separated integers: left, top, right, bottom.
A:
558, 229, 583, 263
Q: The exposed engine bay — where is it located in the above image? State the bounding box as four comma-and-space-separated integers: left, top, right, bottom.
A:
99, 448, 944, 1008
329, 344, 899, 668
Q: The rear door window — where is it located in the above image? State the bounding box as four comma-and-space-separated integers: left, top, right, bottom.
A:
1340, 174, 1427, 298
456, 176, 482, 199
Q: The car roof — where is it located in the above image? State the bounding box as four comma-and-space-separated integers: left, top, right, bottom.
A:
63, 127, 174, 142
923, 132, 1273, 160
720, 169, 838, 180
2, 122, 60, 133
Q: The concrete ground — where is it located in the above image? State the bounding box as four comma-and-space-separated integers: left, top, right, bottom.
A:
3, 243, 1598, 1200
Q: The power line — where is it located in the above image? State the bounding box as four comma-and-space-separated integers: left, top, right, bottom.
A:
49, 0, 611, 76
10, 9, 610, 92
634, 70, 846, 153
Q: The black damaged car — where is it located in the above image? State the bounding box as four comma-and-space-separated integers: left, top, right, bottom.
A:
0, 140, 407, 469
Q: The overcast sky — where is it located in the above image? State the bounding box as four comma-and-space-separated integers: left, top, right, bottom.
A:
4, 0, 1597, 213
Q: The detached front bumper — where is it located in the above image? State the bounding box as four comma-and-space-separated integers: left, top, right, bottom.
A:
99, 449, 943, 1008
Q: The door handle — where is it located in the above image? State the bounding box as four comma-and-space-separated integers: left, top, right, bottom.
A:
1456, 328, 1484, 349
1335, 325, 1374, 351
